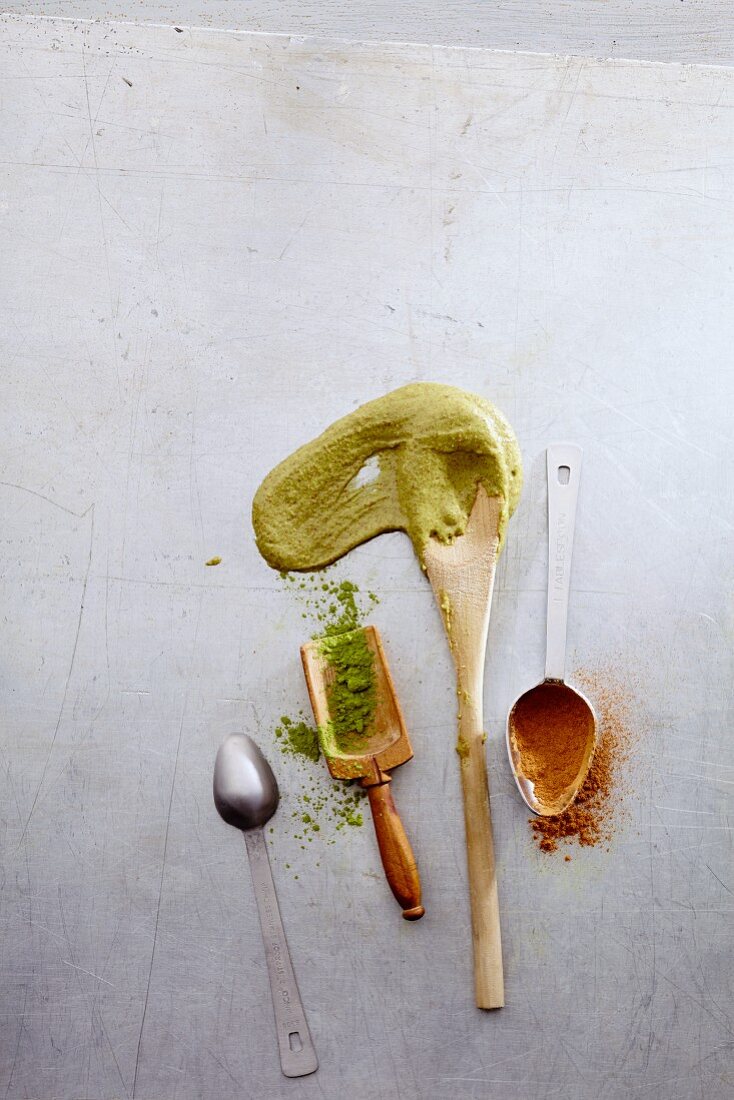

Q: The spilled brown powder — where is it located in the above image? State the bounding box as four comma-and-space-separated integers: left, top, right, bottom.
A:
530, 668, 634, 854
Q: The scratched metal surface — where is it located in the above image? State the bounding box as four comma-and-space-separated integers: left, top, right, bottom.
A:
0, 17, 732, 1100
7, 3, 734, 68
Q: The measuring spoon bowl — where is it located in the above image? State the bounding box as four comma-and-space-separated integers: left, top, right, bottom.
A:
507, 679, 597, 817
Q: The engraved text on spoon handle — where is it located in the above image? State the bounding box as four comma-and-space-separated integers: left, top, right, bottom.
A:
243, 829, 318, 1078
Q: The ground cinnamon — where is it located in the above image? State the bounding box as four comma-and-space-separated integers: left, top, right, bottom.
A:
509, 681, 595, 809
529, 668, 633, 854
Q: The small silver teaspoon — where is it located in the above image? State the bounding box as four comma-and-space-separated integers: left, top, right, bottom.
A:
213, 734, 318, 1078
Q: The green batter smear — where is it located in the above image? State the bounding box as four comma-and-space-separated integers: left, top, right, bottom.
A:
252, 382, 522, 571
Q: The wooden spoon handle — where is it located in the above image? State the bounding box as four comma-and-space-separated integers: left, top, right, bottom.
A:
458, 719, 504, 1009
365, 780, 425, 921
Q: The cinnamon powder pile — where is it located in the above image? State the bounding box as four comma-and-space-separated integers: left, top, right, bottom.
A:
510, 681, 595, 809
530, 669, 633, 854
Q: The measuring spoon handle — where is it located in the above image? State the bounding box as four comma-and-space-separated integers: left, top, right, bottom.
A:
243, 829, 318, 1078
545, 444, 583, 681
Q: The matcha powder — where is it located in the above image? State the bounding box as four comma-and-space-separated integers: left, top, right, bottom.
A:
268, 569, 380, 843
319, 627, 377, 753
273, 713, 365, 841
275, 716, 320, 764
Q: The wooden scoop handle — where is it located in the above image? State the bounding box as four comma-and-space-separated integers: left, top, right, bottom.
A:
364, 778, 425, 921
457, 707, 504, 1007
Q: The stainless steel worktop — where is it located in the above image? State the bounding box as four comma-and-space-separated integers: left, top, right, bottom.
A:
1, 18, 731, 1099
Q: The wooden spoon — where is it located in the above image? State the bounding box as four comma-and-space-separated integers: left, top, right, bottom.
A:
301, 625, 425, 921
423, 485, 504, 1008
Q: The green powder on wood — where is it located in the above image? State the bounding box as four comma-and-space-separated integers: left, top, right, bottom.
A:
279, 569, 380, 753
318, 627, 376, 753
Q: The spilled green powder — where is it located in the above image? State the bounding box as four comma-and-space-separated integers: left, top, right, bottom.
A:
272, 711, 366, 840
280, 571, 378, 633
274, 715, 320, 763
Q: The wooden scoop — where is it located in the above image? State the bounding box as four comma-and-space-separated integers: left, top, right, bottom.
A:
301, 626, 424, 921
423, 485, 504, 1008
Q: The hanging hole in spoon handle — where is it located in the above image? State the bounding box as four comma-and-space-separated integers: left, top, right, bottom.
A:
545, 444, 583, 683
